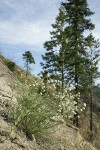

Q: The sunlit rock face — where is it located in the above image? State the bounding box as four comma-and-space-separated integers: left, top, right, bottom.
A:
0, 59, 40, 150
0, 59, 17, 103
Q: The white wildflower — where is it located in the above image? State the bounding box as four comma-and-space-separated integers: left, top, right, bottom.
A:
78, 116, 80, 118
83, 103, 86, 107
80, 109, 83, 112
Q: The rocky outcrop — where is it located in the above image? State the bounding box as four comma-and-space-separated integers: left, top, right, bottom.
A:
0, 115, 41, 150
0, 59, 41, 150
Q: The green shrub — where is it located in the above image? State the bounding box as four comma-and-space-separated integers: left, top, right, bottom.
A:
14, 89, 57, 139
5, 60, 16, 71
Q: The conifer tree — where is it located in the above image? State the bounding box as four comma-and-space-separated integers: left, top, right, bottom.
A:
84, 34, 100, 138
41, 7, 67, 92
61, 0, 95, 126
23, 51, 35, 77
41, 0, 97, 127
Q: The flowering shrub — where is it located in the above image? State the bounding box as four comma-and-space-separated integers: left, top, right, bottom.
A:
28, 80, 86, 121
58, 91, 86, 120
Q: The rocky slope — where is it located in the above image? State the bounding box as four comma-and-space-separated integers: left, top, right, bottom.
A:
0, 59, 98, 150
0, 59, 41, 150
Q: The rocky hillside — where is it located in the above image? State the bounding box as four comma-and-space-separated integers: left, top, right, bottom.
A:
0, 59, 41, 150
0, 58, 98, 150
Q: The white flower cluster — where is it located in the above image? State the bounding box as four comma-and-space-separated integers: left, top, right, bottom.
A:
28, 79, 86, 121
57, 88, 86, 120
58, 89, 76, 120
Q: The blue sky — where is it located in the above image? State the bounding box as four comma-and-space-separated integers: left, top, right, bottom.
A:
0, 0, 100, 77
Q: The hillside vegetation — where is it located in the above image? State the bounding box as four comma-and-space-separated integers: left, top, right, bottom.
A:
0, 55, 99, 149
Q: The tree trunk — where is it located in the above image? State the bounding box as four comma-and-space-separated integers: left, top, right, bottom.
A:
73, 62, 79, 127
61, 51, 64, 94
26, 60, 28, 77
90, 70, 93, 140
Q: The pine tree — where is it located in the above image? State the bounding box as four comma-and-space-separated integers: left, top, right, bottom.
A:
60, 0, 95, 127
41, 7, 67, 92
23, 51, 35, 77
85, 34, 100, 138
62, 0, 95, 126
41, 0, 96, 127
